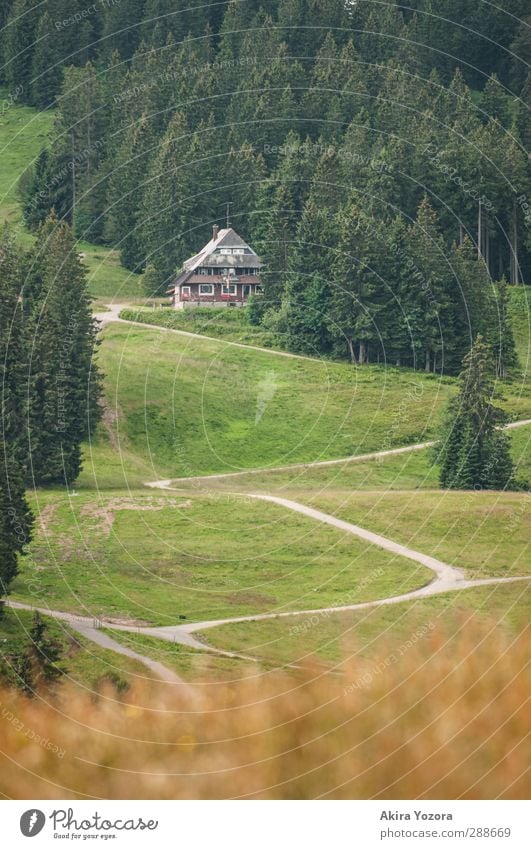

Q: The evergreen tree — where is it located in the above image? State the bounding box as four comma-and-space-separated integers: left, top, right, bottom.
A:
4, 612, 64, 693
0, 226, 27, 465
30, 10, 64, 108
141, 111, 196, 287
3, 0, 38, 102
104, 113, 157, 271
404, 198, 453, 372
492, 277, 518, 379
328, 204, 395, 364
0, 443, 33, 601
436, 335, 515, 490
102, 0, 145, 59
282, 200, 334, 353
27, 218, 101, 485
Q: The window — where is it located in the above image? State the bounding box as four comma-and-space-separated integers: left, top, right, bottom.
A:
222, 283, 237, 295
219, 248, 232, 255
181, 286, 191, 296
199, 284, 214, 295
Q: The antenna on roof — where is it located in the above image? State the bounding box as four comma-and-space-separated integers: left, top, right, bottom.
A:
226, 202, 231, 229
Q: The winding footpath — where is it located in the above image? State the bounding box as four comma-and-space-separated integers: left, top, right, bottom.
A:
6, 307, 529, 681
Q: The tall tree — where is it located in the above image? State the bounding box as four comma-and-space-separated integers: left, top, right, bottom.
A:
3, 0, 38, 102
27, 218, 101, 485
436, 335, 515, 490
0, 443, 33, 602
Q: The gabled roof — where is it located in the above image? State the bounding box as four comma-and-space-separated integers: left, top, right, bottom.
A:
182, 228, 261, 273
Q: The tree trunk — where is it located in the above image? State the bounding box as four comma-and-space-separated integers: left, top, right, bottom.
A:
477, 201, 482, 261
359, 340, 366, 364
425, 349, 430, 372
513, 200, 520, 285
347, 337, 356, 364
485, 221, 491, 278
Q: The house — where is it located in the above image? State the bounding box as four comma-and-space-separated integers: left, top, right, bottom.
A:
169, 225, 263, 308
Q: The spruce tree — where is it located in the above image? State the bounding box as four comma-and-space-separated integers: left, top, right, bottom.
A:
27, 219, 101, 485
0, 443, 33, 602
282, 200, 334, 354
30, 10, 64, 108
3, 0, 38, 103
0, 226, 27, 465
141, 111, 191, 286
436, 335, 515, 490
104, 113, 157, 271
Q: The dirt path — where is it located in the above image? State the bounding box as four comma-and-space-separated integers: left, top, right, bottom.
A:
6, 601, 183, 685
26, 306, 524, 666
94, 305, 323, 362
145, 420, 531, 489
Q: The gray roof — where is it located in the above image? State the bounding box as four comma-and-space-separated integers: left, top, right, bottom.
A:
182, 228, 262, 272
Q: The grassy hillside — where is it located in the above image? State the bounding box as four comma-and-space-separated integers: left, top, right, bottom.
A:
96, 322, 456, 480
0, 93, 143, 298
201, 582, 530, 665
294, 489, 531, 578
0, 607, 145, 690
13, 489, 430, 625
90, 317, 531, 485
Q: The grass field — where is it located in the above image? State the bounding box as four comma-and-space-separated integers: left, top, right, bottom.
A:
200, 582, 530, 665
0, 91, 143, 298
281, 488, 531, 578
13, 489, 430, 625
1, 96, 530, 693
96, 322, 456, 480
0, 96, 54, 229
0, 607, 145, 690
121, 305, 277, 347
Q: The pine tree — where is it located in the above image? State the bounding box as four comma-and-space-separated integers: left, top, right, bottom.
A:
30, 10, 64, 108
282, 200, 334, 353
5, 612, 64, 693
141, 111, 195, 288
0, 443, 33, 601
436, 335, 515, 490
492, 277, 518, 379
404, 198, 453, 372
102, 0, 145, 59
3, 0, 38, 103
27, 219, 101, 485
104, 113, 157, 271
328, 204, 395, 364
25, 612, 64, 688
0, 226, 27, 465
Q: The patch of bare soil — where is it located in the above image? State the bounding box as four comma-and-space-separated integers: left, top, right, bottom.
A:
226, 591, 276, 607
98, 397, 121, 450
80, 496, 192, 537
38, 503, 58, 534
102, 616, 151, 627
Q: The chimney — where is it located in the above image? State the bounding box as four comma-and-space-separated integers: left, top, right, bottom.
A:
212, 224, 219, 240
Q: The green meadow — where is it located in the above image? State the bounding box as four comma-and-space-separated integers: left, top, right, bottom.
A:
199, 581, 530, 666
14, 489, 429, 626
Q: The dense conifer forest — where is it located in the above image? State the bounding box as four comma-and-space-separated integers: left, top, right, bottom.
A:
2, 0, 528, 371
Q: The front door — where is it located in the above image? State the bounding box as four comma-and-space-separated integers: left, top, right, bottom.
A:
243, 285, 251, 297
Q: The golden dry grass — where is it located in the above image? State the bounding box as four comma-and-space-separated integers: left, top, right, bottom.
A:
0, 620, 528, 800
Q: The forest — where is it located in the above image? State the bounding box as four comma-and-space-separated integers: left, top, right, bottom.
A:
1, 0, 530, 372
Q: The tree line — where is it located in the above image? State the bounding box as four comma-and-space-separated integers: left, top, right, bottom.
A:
0, 216, 101, 607
7, 1, 529, 371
